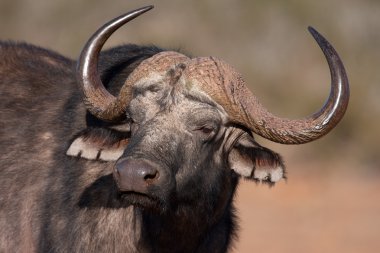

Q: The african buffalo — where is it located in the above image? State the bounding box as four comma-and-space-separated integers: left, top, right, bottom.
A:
0, 6, 349, 253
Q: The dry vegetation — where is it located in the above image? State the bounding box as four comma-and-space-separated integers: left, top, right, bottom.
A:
1, 0, 379, 252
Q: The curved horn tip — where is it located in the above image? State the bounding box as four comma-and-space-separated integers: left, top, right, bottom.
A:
119, 5, 154, 21
308, 26, 325, 43
137, 5, 154, 13
77, 5, 155, 122
307, 26, 333, 52
122, 5, 154, 19
307, 26, 318, 36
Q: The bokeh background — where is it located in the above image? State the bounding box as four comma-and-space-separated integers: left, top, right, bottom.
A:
1, 0, 379, 252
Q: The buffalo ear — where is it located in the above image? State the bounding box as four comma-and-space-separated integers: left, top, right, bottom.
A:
228, 133, 285, 184
66, 128, 129, 161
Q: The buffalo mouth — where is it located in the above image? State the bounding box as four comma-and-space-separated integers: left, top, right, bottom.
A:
116, 190, 164, 212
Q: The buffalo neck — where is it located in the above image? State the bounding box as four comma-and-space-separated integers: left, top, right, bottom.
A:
136, 201, 236, 253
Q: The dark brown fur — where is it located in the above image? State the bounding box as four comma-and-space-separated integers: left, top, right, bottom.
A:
0, 41, 284, 253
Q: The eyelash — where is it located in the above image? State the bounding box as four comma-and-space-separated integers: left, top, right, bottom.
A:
198, 126, 214, 135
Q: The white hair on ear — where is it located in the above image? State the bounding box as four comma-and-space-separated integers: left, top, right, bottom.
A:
253, 166, 284, 182
66, 137, 124, 161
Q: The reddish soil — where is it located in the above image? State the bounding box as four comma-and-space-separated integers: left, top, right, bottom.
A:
233, 169, 380, 253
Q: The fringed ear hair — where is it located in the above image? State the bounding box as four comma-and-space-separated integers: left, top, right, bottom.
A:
66, 128, 129, 161
228, 132, 285, 184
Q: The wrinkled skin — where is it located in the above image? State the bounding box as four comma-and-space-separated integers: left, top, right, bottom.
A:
70, 58, 285, 253
114, 76, 241, 252
0, 42, 284, 253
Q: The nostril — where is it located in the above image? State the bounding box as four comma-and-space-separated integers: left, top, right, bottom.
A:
143, 170, 159, 183
114, 159, 161, 192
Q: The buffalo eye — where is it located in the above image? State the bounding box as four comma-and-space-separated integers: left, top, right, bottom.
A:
199, 126, 213, 135
194, 125, 217, 141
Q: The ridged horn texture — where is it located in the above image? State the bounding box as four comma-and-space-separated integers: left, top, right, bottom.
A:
77, 6, 155, 122
180, 27, 349, 144
121, 51, 189, 92
77, 6, 349, 144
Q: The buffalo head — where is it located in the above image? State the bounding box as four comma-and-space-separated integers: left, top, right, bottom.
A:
67, 6, 349, 213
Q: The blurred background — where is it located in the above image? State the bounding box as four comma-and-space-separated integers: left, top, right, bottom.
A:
1, 0, 379, 252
